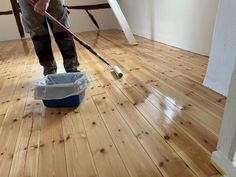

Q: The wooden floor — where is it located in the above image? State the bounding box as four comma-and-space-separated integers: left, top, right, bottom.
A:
0, 30, 225, 177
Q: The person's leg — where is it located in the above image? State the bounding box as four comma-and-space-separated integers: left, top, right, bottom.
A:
18, 0, 57, 75
32, 34, 57, 75
47, 0, 79, 72
53, 32, 79, 72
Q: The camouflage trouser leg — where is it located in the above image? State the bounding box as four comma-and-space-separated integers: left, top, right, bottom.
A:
18, 0, 79, 74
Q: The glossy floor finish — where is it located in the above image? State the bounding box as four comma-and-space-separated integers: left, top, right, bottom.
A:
0, 30, 225, 177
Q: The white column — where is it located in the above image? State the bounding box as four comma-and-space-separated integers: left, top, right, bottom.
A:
212, 58, 236, 177
107, 0, 138, 45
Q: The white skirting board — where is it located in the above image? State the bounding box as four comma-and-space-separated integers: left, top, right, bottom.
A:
212, 151, 236, 177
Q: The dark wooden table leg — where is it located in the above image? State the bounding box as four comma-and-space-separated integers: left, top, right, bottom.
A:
10, 0, 25, 38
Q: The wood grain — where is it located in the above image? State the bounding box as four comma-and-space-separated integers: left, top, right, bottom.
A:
0, 30, 224, 177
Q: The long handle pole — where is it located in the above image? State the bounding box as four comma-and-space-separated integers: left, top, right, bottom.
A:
27, 0, 111, 66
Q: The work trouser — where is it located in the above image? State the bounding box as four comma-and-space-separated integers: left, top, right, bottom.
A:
18, 0, 79, 74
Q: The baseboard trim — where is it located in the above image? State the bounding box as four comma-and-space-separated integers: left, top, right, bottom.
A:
212, 151, 236, 177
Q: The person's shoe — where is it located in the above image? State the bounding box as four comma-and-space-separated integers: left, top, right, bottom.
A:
41, 60, 57, 76
63, 58, 80, 73
66, 68, 80, 73
43, 67, 57, 76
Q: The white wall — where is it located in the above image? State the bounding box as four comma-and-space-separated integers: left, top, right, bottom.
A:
0, 0, 119, 41
203, 0, 236, 96
118, 0, 219, 56
0, 1, 20, 41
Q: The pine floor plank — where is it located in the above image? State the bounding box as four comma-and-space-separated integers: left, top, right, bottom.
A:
99, 30, 209, 68
37, 109, 55, 177
106, 29, 208, 76
79, 31, 223, 176
38, 107, 68, 177
0, 65, 24, 99
8, 96, 42, 177
134, 47, 205, 81
90, 45, 221, 135
93, 93, 163, 177
128, 79, 218, 153
94, 47, 222, 135
88, 61, 218, 176
86, 58, 218, 176
119, 86, 218, 177
172, 75, 226, 107
98, 81, 197, 177
80, 87, 131, 177
0, 59, 39, 176
51, 110, 68, 177
8, 65, 41, 177
0, 61, 39, 177
61, 109, 98, 177
92, 35, 223, 121
136, 38, 207, 72
149, 80, 221, 135
95, 31, 205, 83
0, 30, 223, 177
81, 31, 223, 120
0, 97, 27, 177
210, 174, 222, 177
126, 70, 221, 134
0, 114, 5, 130
23, 101, 42, 177
143, 66, 223, 119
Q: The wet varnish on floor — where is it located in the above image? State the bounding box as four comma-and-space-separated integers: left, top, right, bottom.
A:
0, 30, 225, 177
